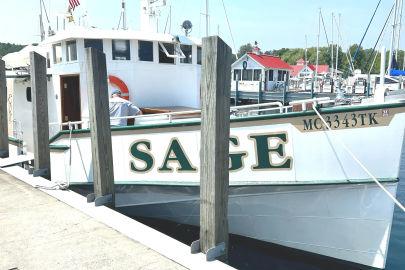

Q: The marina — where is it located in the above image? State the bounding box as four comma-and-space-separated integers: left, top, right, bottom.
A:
1, 0, 405, 269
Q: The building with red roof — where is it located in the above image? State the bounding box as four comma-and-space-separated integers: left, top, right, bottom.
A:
290, 58, 330, 78
231, 52, 292, 92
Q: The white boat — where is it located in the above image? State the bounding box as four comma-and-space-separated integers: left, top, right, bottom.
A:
3, 1, 405, 269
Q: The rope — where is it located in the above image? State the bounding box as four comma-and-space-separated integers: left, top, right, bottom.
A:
320, 10, 330, 46
312, 104, 405, 212
352, 0, 382, 67
365, 3, 395, 74
220, 0, 237, 58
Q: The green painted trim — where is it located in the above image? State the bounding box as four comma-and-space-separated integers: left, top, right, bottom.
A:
49, 145, 70, 151
8, 136, 23, 144
49, 101, 405, 143
67, 178, 398, 187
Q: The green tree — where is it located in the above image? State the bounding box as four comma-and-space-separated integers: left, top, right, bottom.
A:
237, 43, 253, 58
0, 42, 24, 58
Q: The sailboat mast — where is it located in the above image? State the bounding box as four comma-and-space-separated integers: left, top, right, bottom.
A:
39, 0, 45, 41
395, 0, 403, 58
206, 0, 210, 36
315, 8, 321, 83
388, 0, 400, 71
331, 13, 334, 79
335, 14, 340, 79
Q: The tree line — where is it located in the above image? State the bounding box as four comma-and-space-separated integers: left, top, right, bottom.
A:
0, 42, 25, 59
237, 43, 405, 77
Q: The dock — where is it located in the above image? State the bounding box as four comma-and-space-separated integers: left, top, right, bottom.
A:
0, 165, 233, 270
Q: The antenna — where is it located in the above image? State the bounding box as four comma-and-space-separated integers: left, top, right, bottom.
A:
182, 20, 193, 36
122, 0, 127, 30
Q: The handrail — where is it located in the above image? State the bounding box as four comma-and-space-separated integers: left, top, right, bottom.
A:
312, 102, 405, 212
48, 100, 331, 129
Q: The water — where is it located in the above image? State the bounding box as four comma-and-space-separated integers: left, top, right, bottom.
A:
124, 168, 405, 270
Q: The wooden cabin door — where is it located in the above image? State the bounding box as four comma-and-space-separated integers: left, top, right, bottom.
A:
60, 75, 81, 130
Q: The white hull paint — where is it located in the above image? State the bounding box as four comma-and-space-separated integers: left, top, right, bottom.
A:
116, 182, 398, 268
27, 102, 405, 268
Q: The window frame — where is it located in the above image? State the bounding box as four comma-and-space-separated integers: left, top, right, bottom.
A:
138, 40, 154, 62
66, 40, 78, 62
242, 69, 253, 81
233, 69, 241, 81
112, 39, 131, 61
268, 70, 274, 81
84, 39, 104, 52
253, 69, 261, 81
180, 44, 192, 64
53, 43, 62, 64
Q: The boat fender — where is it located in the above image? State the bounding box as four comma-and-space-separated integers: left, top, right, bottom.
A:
108, 75, 130, 100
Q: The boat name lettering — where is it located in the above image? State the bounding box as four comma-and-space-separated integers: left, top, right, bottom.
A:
303, 112, 379, 131
129, 132, 292, 173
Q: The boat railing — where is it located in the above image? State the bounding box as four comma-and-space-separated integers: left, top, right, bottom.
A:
48, 98, 332, 132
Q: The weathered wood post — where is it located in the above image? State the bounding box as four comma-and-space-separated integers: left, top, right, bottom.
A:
85, 48, 115, 207
0, 60, 9, 158
191, 36, 232, 262
30, 52, 51, 179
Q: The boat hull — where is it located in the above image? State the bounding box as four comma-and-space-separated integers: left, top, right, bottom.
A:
113, 181, 398, 269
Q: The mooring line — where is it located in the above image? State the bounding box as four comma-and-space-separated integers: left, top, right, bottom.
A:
313, 104, 405, 212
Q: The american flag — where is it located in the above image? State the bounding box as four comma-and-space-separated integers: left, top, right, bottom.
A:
69, 0, 80, 11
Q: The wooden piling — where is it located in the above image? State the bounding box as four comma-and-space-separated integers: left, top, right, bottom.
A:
0, 60, 9, 158
30, 52, 50, 179
85, 48, 115, 207
199, 36, 232, 261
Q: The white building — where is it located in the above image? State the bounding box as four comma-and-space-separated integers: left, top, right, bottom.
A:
231, 52, 291, 92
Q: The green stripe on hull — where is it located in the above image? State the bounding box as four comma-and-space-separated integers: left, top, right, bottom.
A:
67, 178, 399, 187
49, 101, 405, 143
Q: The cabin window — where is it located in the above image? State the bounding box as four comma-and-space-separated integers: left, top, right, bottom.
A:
53, 43, 62, 64
26, 87, 32, 102
233, 69, 241, 81
253, 69, 261, 81
242, 69, 253, 81
112, 40, 130, 60
197, 46, 202, 65
180, 45, 192, 64
268, 70, 274, 81
159, 43, 175, 64
138, 40, 153, 62
84, 39, 103, 52
66, 40, 77, 62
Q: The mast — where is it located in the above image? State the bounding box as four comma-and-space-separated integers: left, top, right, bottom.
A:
388, 0, 400, 71
206, 0, 210, 36
39, 0, 45, 41
396, 0, 403, 58
315, 8, 321, 83
335, 14, 340, 80
331, 13, 334, 79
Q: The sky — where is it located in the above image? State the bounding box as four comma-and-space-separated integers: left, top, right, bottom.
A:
0, 0, 402, 53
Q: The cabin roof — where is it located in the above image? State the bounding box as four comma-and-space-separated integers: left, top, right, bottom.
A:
44, 26, 202, 45
246, 53, 291, 70
290, 64, 330, 77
